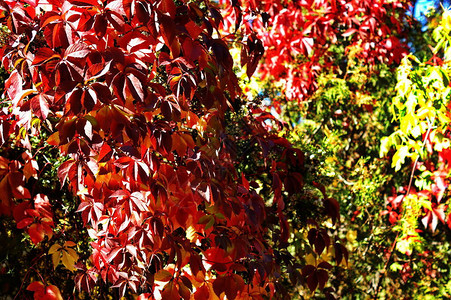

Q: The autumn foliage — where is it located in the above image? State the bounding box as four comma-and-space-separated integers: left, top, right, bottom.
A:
4, 0, 444, 298
221, 0, 411, 102
0, 0, 344, 298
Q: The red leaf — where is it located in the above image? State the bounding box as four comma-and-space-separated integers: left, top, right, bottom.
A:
158, 0, 176, 18
130, 192, 148, 212
106, 11, 125, 31
194, 284, 210, 300
342, 28, 357, 37
57, 159, 76, 184
65, 43, 90, 59
45, 285, 63, 300
94, 14, 107, 37
324, 197, 340, 224
33, 48, 60, 65
81, 89, 96, 111
306, 272, 318, 292
105, 0, 126, 15
107, 248, 123, 262
225, 274, 245, 300
0, 119, 10, 146
87, 61, 112, 81
98, 143, 113, 162
28, 223, 45, 244
316, 269, 329, 290
30, 94, 50, 119
27, 281, 45, 292
5, 71, 23, 105
318, 261, 333, 270
41, 14, 62, 28
16, 217, 33, 229
125, 73, 145, 103
212, 275, 227, 297
136, 1, 151, 24
300, 37, 313, 56
68, 0, 99, 6
160, 281, 179, 300
279, 212, 290, 244
302, 265, 316, 277
178, 279, 191, 300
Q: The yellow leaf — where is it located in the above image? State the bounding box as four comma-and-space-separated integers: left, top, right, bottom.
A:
321, 246, 333, 262
49, 241, 79, 271
186, 225, 197, 242
66, 248, 79, 262
52, 252, 60, 269
380, 136, 393, 158
48, 243, 62, 254
305, 253, 316, 266
346, 230, 357, 244
49, 243, 63, 269
61, 251, 77, 272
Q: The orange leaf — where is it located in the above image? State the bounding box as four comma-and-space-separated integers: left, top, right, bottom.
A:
194, 283, 210, 300
154, 269, 173, 282
45, 285, 63, 300
27, 281, 45, 292
28, 223, 45, 244
160, 281, 179, 300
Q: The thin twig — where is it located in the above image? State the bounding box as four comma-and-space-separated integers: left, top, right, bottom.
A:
13, 253, 45, 300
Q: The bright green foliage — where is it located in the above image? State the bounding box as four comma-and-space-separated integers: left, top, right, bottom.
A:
378, 10, 451, 298
382, 12, 451, 254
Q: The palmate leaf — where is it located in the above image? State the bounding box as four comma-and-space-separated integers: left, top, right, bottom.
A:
0, 0, 376, 296
61, 249, 78, 271
49, 241, 79, 271
27, 281, 63, 300
49, 243, 63, 268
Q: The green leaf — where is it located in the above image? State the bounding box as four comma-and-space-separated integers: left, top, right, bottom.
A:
379, 136, 392, 157
390, 262, 402, 272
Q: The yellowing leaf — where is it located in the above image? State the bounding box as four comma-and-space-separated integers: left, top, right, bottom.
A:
52, 253, 61, 269
305, 253, 316, 266
320, 246, 333, 262
155, 269, 173, 282
48, 241, 78, 271
346, 230, 357, 244
61, 251, 77, 272
49, 244, 63, 269
443, 10, 451, 31
48, 243, 62, 254
379, 136, 391, 157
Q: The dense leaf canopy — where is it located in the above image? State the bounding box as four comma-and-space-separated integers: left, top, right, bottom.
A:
0, 0, 451, 299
